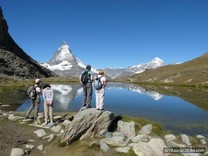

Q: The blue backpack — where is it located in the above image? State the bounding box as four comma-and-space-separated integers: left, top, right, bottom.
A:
94, 76, 103, 90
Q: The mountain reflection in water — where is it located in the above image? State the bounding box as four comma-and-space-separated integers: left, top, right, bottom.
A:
15, 82, 208, 136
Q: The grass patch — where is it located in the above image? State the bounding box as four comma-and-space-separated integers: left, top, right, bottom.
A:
121, 115, 170, 136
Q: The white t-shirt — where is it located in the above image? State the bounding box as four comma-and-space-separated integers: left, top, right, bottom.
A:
97, 75, 107, 86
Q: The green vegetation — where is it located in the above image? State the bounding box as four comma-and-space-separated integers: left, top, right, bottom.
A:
118, 53, 208, 88
121, 115, 170, 136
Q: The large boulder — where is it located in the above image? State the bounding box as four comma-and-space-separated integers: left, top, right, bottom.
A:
60, 108, 114, 145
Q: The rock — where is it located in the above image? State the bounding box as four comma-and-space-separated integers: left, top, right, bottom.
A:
99, 140, 110, 152
139, 124, 152, 135
62, 120, 71, 128
102, 135, 127, 147
115, 146, 131, 153
33, 129, 46, 138
199, 139, 206, 145
131, 134, 149, 143
43, 134, 56, 142
8, 114, 24, 121
51, 125, 61, 133
112, 132, 126, 138
164, 134, 176, 141
196, 135, 205, 139
117, 120, 136, 142
36, 115, 44, 125
99, 129, 112, 138
181, 134, 191, 146
128, 143, 138, 147
60, 108, 114, 145
25, 144, 35, 149
166, 141, 186, 148
37, 144, 44, 151
10, 148, 24, 156
133, 138, 168, 156
196, 135, 206, 145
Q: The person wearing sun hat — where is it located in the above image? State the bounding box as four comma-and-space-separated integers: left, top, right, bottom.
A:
94, 70, 107, 111
25, 78, 42, 119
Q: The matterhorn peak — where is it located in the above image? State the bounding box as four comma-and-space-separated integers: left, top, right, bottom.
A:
41, 41, 86, 77
60, 41, 71, 52
48, 41, 75, 65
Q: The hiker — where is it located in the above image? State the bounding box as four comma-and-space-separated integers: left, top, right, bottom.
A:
42, 84, 54, 125
79, 65, 93, 108
94, 70, 107, 110
25, 79, 42, 119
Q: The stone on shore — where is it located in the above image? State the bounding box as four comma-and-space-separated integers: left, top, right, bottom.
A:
164, 134, 176, 141
139, 124, 152, 135
10, 148, 24, 156
117, 120, 136, 142
60, 108, 114, 145
133, 138, 168, 156
181, 134, 191, 146
33, 129, 46, 138
99, 140, 110, 152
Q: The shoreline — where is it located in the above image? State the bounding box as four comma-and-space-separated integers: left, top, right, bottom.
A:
0, 109, 207, 156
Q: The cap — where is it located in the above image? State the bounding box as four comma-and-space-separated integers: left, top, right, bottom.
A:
35, 79, 41, 84
86, 65, 91, 70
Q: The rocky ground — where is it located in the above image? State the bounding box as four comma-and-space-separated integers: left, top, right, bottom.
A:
0, 109, 207, 156
0, 114, 48, 156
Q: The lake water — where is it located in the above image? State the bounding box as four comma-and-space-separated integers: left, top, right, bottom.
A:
2, 82, 208, 136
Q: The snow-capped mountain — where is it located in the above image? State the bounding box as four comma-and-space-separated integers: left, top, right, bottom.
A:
41, 42, 86, 77
40, 42, 164, 78
128, 57, 164, 73
103, 57, 164, 79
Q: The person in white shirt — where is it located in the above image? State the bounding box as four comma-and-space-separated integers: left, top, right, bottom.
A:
42, 84, 54, 124
94, 70, 107, 110
25, 79, 41, 119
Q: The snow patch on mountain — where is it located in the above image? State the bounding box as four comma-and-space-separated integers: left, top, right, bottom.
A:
40, 42, 86, 76
102, 57, 164, 79
41, 61, 73, 71
129, 57, 164, 73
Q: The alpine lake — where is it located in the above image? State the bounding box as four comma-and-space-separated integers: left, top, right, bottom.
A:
1, 82, 208, 137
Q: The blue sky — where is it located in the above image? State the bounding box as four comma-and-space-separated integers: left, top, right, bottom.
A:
1, 0, 208, 68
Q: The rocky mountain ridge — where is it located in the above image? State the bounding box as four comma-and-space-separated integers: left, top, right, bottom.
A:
0, 7, 55, 79
128, 52, 208, 85
102, 57, 164, 79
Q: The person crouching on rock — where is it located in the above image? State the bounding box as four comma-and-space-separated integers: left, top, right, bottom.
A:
42, 84, 54, 125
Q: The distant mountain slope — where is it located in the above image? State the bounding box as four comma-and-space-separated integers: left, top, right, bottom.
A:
0, 7, 55, 79
128, 52, 208, 85
103, 57, 164, 79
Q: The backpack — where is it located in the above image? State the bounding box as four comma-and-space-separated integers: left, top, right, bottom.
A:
27, 86, 37, 100
94, 76, 103, 90
81, 70, 90, 85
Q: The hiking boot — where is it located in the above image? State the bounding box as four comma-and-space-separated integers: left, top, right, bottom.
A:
24, 117, 29, 120
47, 122, 54, 127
